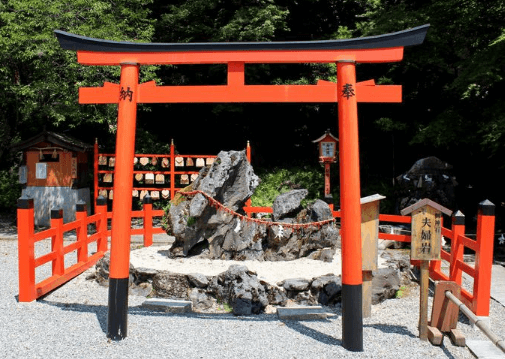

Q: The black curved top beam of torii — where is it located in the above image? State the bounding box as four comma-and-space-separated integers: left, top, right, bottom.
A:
53, 24, 429, 104
55, 24, 429, 53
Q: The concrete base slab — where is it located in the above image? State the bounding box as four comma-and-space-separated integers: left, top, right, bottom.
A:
277, 306, 327, 320
142, 298, 192, 313
491, 265, 505, 308
467, 340, 505, 359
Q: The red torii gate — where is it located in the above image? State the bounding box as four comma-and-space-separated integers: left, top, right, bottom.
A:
55, 25, 428, 352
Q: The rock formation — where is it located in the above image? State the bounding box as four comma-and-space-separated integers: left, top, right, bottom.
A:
395, 156, 457, 212
166, 150, 340, 261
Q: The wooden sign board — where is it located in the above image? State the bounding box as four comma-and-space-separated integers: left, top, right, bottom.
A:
145, 173, 154, 184
19, 166, 27, 184
360, 194, 384, 271
360, 194, 385, 318
410, 206, 442, 260
71, 157, 78, 179
401, 199, 451, 261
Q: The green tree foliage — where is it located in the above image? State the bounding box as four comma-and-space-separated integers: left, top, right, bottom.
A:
0, 0, 157, 163
360, 0, 505, 159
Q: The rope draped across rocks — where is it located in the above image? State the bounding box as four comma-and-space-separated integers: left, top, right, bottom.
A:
179, 190, 336, 231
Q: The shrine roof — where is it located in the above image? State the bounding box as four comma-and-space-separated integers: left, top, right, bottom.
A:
54, 25, 429, 53
11, 131, 93, 153
400, 198, 452, 217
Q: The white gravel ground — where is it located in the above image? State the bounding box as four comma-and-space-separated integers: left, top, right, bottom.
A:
2, 239, 504, 359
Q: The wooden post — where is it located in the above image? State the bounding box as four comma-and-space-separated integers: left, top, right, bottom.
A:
450, 211, 465, 286
17, 196, 36, 302
360, 194, 385, 318
50, 208, 65, 276
96, 195, 108, 253
401, 198, 452, 341
474, 200, 495, 317
94, 138, 99, 213
76, 201, 88, 263
337, 60, 363, 352
108, 62, 139, 341
143, 194, 153, 247
170, 139, 175, 200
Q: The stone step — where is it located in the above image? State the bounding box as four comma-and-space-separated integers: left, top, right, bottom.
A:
466, 340, 505, 359
277, 306, 328, 320
141, 298, 193, 313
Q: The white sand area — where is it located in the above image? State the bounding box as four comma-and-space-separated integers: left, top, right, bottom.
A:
130, 246, 388, 284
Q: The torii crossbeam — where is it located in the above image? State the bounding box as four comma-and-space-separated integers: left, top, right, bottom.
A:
56, 24, 428, 352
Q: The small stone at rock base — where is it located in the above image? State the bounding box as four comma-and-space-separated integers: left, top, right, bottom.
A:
187, 273, 209, 288
142, 298, 192, 313
277, 306, 327, 320
129, 282, 153, 297
279, 278, 311, 291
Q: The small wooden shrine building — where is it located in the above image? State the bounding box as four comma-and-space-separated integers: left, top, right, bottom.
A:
12, 131, 93, 226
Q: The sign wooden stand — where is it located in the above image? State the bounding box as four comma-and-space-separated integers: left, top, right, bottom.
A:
401, 199, 452, 340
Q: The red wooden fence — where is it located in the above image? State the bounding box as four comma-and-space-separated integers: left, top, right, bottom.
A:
17, 195, 161, 302
18, 192, 495, 316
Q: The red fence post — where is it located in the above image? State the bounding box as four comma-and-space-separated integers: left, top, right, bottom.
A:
450, 210, 465, 286
170, 139, 175, 200
17, 196, 36, 302
50, 208, 65, 276
245, 141, 253, 217
96, 195, 108, 252
143, 194, 153, 247
94, 138, 99, 213
473, 200, 495, 317
76, 201, 88, 263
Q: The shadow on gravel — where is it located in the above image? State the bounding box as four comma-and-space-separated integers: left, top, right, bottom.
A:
38, 300, 282, 335
282, 320, 342, 346
363, 323, 416, 338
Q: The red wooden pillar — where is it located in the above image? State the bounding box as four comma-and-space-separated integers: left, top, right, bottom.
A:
96, 195, 108, 253
50, 209, 65, 276
76, 201, 89, 263
170, 139, 175, 200
474, 200, 495, 316
17, 196, 36, 302
324, 162, 331, 197
450, 211, 465, 286
143, 194, 153, 247
337, 60, 363, 352
94, 138, 99, 213
107, 62, 139, 340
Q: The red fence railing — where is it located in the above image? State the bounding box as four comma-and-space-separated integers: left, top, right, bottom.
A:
373, 202, 495, 317
17, 195, 162, 302
18, 191, 495, 316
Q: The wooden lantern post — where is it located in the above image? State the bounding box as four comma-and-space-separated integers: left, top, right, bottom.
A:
313, 130, 338, 206
401, 199, 452, 340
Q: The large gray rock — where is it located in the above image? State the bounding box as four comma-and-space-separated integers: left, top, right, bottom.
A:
396, 156, 457, 212
264, 200, 340, 261
207, 265, 269, 315
165, 151, 340, 261
272, 189, 308, 221
167, 150, 261, 259
372, 267, 400, 304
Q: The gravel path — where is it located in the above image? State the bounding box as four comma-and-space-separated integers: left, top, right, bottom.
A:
2, 239, 505, 359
